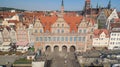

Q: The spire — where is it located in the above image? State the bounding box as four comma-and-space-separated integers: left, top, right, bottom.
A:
61, 0, 64, 14
107, 0, 111, 9
61, 0, 64, 7
96, 3, 99, 9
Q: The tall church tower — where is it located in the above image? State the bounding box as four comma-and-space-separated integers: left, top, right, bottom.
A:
61, 0, 64, 14
84, 0, 91, 15
107, 0, 111, 9
85, 0, 90, 10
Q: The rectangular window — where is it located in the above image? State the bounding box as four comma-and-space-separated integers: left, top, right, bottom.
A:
53, 37, 56, 41
36, 37, 39, 41
83, 29, 86, 33
40, 37, 42, 42
74, 37, 77, 42
40, 29, 42, 33
44, 37, 47, 42
57, 29, 60, 33
82, 37, 85, 42
79, 30, 82, 33
65, 37, 68, 41
78, 37, 81, 41
61, 29, 64, 33
48, 37, 51, 42
70, 37, 73, 42
35, 30, 37, 33
57, 37, 60, 41
61, 37, 64, 41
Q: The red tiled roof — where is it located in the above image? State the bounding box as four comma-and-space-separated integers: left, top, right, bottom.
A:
8, 20, 19, 24
38, 14, 95, 32
111, 23, 120, 28
64, 14, 83, 32
39, 15, 58, 32
114, 18, 120, 23
94, 29, 109, 38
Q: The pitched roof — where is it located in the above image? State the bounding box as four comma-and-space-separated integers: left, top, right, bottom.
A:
111, 23, 120, 28
94, 29, 109, 38
39, 15, 58, 32
64, 14, 83, 32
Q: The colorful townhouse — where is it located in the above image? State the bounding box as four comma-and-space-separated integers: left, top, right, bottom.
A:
92, 29, 109, 48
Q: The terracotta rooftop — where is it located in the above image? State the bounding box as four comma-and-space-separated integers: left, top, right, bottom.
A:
64, 14, 83, 32
39, 15, 58, 32
114, 18, 120, 23
94, 29, 109, 38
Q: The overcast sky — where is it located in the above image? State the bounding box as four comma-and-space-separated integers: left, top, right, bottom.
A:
0, 0, 120, 11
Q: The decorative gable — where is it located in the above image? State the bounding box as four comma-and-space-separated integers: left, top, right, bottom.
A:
100, 32, 106, 38
34, 19, 43, 28
51, 15, 70, 33
34, 19, 44, 33
78, 18, 88, 27
108, 9, 119, 20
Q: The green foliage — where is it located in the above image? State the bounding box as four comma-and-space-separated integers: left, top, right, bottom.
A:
14, 58, 32, 64
28, 47, 35, 51
0, 7, 26, 11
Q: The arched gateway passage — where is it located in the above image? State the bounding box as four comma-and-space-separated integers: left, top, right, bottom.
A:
46, 45, 51, 52
62, 46, 67, 52
54, 46, 59, 52
70, 46, 76, 52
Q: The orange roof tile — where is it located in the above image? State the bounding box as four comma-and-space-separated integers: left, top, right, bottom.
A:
94, 29, 109, 38
64, 14, 83, 32
40, 15, 58, 32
